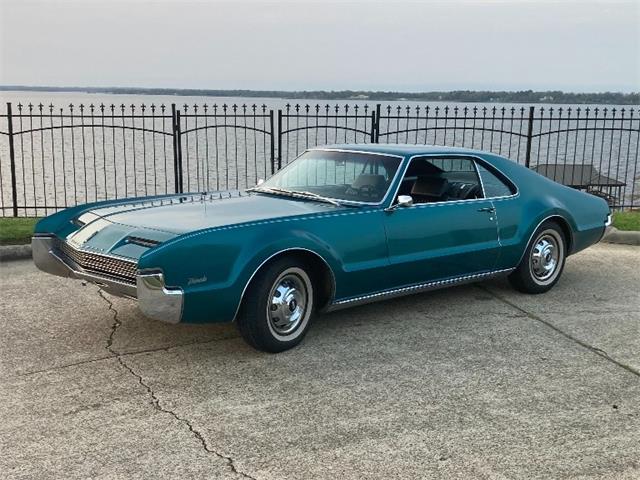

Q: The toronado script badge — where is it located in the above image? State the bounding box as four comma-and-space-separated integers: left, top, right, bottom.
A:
188, 276, 207, 285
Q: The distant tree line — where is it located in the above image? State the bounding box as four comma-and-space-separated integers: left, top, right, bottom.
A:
1, 85, 638, 105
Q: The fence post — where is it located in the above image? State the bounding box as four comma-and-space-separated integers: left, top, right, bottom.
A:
171, 104, 183, 193
370, 108, 376, 143
6, 102, 18, 217
269, 110, 275, 174
524, 106, 535, 168
374, 104, 381, 143
277, 109, 283, 170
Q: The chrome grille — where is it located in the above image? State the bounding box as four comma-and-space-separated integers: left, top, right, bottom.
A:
55, 239, 137, 284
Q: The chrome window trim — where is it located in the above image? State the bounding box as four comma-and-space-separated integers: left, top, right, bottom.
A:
232, 247, 337, 322
387, 153, 520, 209
268, 148, 406, 207
327, 268, 515, 311
473, 159, 487, 198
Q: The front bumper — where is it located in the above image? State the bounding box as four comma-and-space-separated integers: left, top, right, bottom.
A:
32, 235, 183, 324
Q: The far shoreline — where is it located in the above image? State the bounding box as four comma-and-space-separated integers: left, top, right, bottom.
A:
1, 85, 638, 105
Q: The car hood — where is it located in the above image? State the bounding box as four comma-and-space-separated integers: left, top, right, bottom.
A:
64, 192, 345, 260
92, 192, 343, 233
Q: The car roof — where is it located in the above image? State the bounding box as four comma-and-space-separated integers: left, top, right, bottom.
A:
311, 143, 491, 158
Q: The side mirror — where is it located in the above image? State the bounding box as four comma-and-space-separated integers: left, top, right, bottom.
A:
397, 195, 413, 207
257, 179, 265, 186
385, 195, 413, 212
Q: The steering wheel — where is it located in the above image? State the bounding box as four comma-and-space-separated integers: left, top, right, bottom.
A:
461, 184, 481, 200
346, 184, 378, 198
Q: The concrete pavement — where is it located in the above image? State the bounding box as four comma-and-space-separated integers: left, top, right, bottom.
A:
1, 243, 639, 479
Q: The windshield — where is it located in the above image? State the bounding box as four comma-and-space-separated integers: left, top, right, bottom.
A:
259, 150, 402, 204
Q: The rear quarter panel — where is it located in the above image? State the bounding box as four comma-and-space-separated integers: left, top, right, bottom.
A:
484, 153, 609, 270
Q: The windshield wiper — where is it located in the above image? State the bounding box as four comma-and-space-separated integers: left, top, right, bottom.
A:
294, 190, 343, 207
247, 186, 343, 207
246, 186, 297, 197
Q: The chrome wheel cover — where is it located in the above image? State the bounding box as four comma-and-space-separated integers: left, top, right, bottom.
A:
530, 229, 563, 284
267, 268, 312, 338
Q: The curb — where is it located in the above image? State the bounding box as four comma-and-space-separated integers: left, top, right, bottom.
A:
0, 243, 32, 262
601, 227, 640, 246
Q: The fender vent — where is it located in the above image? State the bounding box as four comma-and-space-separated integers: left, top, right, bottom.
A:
127, 236, 160, 248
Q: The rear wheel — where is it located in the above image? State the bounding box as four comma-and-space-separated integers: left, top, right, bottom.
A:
508, 221, 566, 294
236, 257, 314, 353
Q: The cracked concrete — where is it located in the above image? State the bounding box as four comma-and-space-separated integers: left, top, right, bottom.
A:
98, 274, 255, 479
1, 243, 639, 479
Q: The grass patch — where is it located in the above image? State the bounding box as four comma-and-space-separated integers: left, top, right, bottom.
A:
0, 217, 40, 245
612, 211, 640, 232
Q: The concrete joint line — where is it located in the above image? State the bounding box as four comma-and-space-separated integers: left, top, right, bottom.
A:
97, 290, 257, 480
13, 336, 240, 378
478, 285, 640, 378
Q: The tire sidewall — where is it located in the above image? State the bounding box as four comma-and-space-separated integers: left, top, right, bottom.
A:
527, 227, 565, 288
514, 220, 567, 293
238, 258, 315, 352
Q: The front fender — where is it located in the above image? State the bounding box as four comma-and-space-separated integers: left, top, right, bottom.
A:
138, 222, 342, 324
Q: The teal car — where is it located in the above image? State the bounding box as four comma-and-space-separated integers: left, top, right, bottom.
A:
33, 145, 611, 352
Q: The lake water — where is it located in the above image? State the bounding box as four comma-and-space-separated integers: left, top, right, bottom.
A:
1, 90, 638, 215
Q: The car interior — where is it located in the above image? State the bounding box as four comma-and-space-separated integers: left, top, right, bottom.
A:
286, 156, 400, 203
282, 156, 487, 204
396, 157, 483, 204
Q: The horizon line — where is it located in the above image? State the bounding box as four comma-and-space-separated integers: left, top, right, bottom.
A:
1, 85, 639, 96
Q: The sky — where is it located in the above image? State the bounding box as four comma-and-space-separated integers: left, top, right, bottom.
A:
0, 0, 638, 93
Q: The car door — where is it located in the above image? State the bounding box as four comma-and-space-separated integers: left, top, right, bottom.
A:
383, 156, 501, 288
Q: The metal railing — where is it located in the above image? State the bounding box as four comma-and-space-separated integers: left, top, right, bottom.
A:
1, 101, 638, 216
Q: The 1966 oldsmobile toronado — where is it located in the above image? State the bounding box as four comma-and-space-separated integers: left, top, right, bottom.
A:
33, 145, 611, 352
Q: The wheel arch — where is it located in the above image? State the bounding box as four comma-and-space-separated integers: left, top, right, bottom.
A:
517, 214, 575, 267
233, 247, 337, 321
545, 214, 574, 254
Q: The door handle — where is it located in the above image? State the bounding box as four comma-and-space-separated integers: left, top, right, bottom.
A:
477, 207, 495, 213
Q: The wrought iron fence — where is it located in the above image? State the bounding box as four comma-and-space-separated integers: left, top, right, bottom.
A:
0, 101, 638, 217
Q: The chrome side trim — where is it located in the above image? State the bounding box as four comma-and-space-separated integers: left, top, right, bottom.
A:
232, 247, 337, 322
605, 214, 612, 227
327, 268, 515, 311
137, 272, 184, 324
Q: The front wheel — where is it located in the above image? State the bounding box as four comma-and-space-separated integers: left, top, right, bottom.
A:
508, 221, 567, 294
236, 257, 314, 353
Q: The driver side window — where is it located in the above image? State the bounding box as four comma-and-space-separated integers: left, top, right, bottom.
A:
397, 156, 484, 204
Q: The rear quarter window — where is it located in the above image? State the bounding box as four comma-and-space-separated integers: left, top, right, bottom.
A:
476, 163, 516, 197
